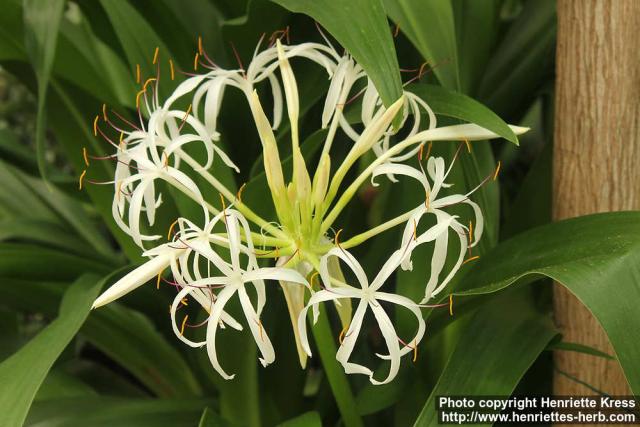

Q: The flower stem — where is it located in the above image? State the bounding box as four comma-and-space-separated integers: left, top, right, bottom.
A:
340, 209, 415, 249
320, 133, 424, 234
179, 151, 290, 241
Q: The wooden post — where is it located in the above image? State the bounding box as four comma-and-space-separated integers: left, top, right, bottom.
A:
553, 0, 640, 394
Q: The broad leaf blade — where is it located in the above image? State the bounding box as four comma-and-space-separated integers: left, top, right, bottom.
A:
414, 291, 557, 426
384, 0, 459, 90
452, 212, 640, 394
271, 0, 403, 109
22, 0, 66, 182
0, 273, 103, 427
408, 83, 519, 144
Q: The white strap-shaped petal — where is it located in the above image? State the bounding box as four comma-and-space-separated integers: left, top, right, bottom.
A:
267, 73, 283, 129
374, 291, 426, 359
424, 215, 468, 302
167, 254, 243, 331
205, 285, 238, 379
423, 210, 451, 299
371, 163, 431, 195
399, 210, 455, 273
464, 199, 483, 248
128, 177, 159, 248
367, 302, 402, 385
187, 239, 234, 277
411, 123, 529, 143
242, 267, 308, 287
335, 300, 371, 378
320, 247, 369, 290
369, 248, 405, 291
170, 286, 207, 348
237, 286, 275, 368
92, 250, 173, 308
322, 56, 351, 128
163, 74, 208, 109
297, 287, 358, 357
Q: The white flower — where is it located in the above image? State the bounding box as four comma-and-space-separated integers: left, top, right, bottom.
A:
372, 156, 485, 302
298, 247, 427, 385
168, 207, 309, 379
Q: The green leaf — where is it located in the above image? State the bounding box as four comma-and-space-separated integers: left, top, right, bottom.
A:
548, 341, 614, 361
0, 243, 111, 281
451, 0, 500, 95
99, 0, 175, 98
271, 0, 403, 109
384, 0, 460, 90
0, 273, 103, 427
35, 370, 97, 402
84, 302, 203, 398
276, 411, 322, 427
414, 290, 557, 426
25, 397, 211, 427
477, 0, 556, 120
408, 83, 519, 144
22, 0, 66, 182
309, 306, 363, 427
198, 407, 233, 427
452, 212, 640, 395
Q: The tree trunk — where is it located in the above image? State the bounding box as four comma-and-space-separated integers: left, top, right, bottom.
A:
553, 0, 640, 395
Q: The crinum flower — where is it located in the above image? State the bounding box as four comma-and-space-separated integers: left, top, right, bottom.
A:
296, 217, 452, 385
371, 154, 487, 303
87, 34, 528, 383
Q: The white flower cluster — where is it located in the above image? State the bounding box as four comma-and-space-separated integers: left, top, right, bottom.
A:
88, 37, 526, 384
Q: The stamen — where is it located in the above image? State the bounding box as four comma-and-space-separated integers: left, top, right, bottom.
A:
493, 161, 501, 181
449, 294, 454, 316
462, 255, 480, 265
309, 271, 320, 289
256, 319, 264, 341
169, 59, 175, 81
156, 272, 162, 289
102, 104, 107, 121
413, 219, 417, 241
418, 144, 424, 160
236, 183, 247, 203
281, 249, 300, 266
338, 325, 349, 344
230, 42, 245, 73
424, 190, 430, 210
167, 219, 179, 240
393, 23, 400, 38
464, 139, 471, 153
136, 64, 141, 84
78, 170, 86, 190
110, 109, 141, 132
334, 229, 343, 247
135, 89, 145, 109
412, 340, 418, 362
219, 193, 228, 226
119, 132, 124, 145
193, 52, 199, 71
197, 36, 203, 55
181, 298, 188, 306
468, 220, 474, 244
180, 314, 188, 336
178, 104, 192, 132
93, 115, 99, 137
82, 147, 89, 166
143, 77, 157, 91
162, 151, 170, 169
152, 47, 159, 65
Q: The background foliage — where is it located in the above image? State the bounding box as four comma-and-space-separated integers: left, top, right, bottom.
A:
0, 0, 637, 426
